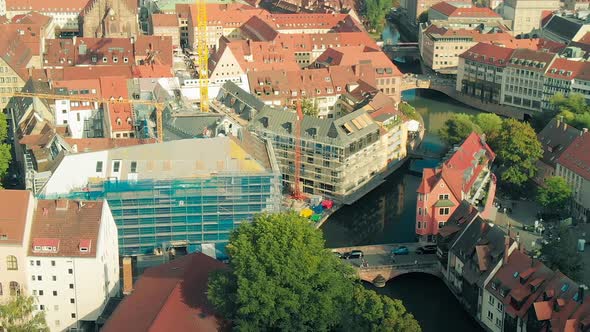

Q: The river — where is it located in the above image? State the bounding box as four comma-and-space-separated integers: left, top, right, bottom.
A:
320, 21, 484, 331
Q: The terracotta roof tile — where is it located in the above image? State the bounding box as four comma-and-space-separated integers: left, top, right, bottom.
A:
31, 66, 135, 81
430, 2, 501, 18
545, 58, 590, 79
135, 35, 173, 66
557, 132, 590, 180
508, 49, 556, 72
460, 43, 515, 67
99, 77, 134, 133
535, 301, 554, 321
151, 13, 179, 27
28, 199, 103, 258
64, 138, 155, 152
0, 190, 32, 245
102, 253, 227, 332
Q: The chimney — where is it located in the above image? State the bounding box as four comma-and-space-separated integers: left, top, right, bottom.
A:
503, 234, 510, 265
123, 257, 134, 295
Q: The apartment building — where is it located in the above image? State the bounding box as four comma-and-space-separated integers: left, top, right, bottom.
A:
500, 48, 556, 112
457, 43, 514, 103
5, 0, 90, 34
0, 26, 36, 108
416, 132, 496, 241
429, 2, 504, 23
542, 58, 590, 110
556, 131, 590, 223
502, 0, 560, 36
27, 199, 119, 332
150, 14, 180, 49
419, 22, 512, 74
0, 190, 35, 302
39, 137, 281, 256
535, 118, 582, 186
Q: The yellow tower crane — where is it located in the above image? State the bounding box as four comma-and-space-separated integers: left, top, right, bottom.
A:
196, 0, 209, 113
12, 92, 166, 143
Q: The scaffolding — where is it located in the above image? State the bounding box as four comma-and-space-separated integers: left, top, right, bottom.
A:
42, 175, 281, 256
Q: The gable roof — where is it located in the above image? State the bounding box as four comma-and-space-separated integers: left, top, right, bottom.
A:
430, 1, 501, 18
537, 118, 582, 169
28, 199, 103, 257
0, 190, 32, 245
99, 76, 134, 133
460, 43, 515, 67
543, 15, 584, 41
557, 131, 590, 180
151, 13, 179, 27
102, 253, 227, 332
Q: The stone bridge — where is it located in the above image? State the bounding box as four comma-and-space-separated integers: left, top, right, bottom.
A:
382, 43, 420, 58
331, 243, 441, 287
400, 75, 528, 120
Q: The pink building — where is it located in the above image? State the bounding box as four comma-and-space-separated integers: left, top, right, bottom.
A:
416, 132, 496, 241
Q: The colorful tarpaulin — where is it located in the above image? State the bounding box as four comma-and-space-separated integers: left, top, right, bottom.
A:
321, 200, 334, 209
310, 214, 322, 222
300, 208, 313, 218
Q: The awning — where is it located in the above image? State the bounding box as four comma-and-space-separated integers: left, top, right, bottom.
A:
435, 199, 455, 207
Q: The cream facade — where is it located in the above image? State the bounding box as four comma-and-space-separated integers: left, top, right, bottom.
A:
556, 160, 590, 223
0, 191, 34, 304
0, 60, 28, 109
27, 202, 119, 332
502, 0, 560, 35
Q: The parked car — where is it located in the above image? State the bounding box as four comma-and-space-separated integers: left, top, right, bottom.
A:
342, 250, 364, 259
333, 251, 342, 259
391, 246, 409, 255
416, 245, 437, 255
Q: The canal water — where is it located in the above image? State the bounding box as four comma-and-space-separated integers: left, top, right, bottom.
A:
321, 90, 483, 332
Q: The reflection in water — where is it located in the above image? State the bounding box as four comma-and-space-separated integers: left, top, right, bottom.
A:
366, 274, 483, 332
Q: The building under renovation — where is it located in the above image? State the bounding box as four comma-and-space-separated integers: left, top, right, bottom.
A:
39, 135, 281, 256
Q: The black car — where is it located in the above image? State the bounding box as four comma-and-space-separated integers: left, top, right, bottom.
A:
416, 245, 437, 255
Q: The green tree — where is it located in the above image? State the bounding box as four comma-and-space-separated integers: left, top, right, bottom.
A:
536, 93, 590, 131
0, 295, 49, 332
473, 113, 503, 148
495, 119, 542, 188
363, 0, 390, 33
301, 98, 319, 117
438, 113, 482, 146
208, 212, 356, 331
343, 286, 421, 332
0, 111, 12, 186
541, 226, 584, 281
399, 102, 420, 121
208, 212, 421, 332
537, 176, 573, 217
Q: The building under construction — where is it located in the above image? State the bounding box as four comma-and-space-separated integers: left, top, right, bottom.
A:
39, 135, 281, 256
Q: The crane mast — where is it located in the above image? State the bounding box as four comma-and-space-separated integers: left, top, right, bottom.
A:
196, 0, 209, 113
292, 99, 305, 200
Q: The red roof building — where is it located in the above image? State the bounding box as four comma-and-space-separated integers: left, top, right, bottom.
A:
102, 253, 228, 332
429, 2, 502, 21
416, 132, 496, 240
0, 190, 33, 245
556, 131, 590, 222
99, 77, 135, 139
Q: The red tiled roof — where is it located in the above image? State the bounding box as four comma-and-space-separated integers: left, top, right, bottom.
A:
43, 38, 135, 67
151, 14, 179, 27
31, 66, 135, 81
28, 200, 103, 258
430, 1, 501, 17
460, 43, 515, 67
558, 132, 590, 180
99, 77, 134, 133
0, 190, 32, 245
315, 46, 402, 76
132, 64, 174, 78
64, 138, 155, 152
508, 49, 556, 72
188, 3, 266, 29
134, 35, 173, 66
579, 32, 590, 45
535, 301, 553, 321
6, 0, 90, 11
545, 58, 590, 79
0, 26, 34, 79
102, 253, 227, 332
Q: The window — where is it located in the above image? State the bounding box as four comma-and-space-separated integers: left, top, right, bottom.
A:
53, 291, 57, 296
39, 290, 43, 296
96, 161, 103, 172
54, 305, 59, 311
439, 194, 449, 200
113, 161, 121, 173
496, 318, 502, 327
40, 305, 45, 310
488, 295, 495, 305
51, 260, 55, 266
123, 57, 128, 63
439, 208, 450, 216
69, 284, 74, 289
55, 320, 60, 327
70, 298, 75, 304
102, 57, 108, 63
76, 113, 80, 122
32, 276, 36, 281
30, 260, 34, 266
71, 313, 76, 318
130, 161, 137, 173
37, 276, 42, 281
68, 268, 73, 274
438, 222, 446, 228
418, 208, 423, 216
62, 109, 67, 114
6, 255, 17, 270
52, 276, 56, 281
487, 311, 494, 320
9, 282, 20, 296
33, 290, 36, 295
497, 302, 503, 311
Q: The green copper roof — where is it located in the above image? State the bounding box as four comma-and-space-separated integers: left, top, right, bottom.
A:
435, 199, 455, 207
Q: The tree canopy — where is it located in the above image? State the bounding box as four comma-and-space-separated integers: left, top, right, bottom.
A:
534, 93, 590, 131
438, 113, 482, 146
537, 176, 573, 217
541, 226, 584, 281
0, 295, 49, 332
363, 0, 390, 33
208, 212, 421, 332
495, 119, 542, 188
0, 111, 12, 187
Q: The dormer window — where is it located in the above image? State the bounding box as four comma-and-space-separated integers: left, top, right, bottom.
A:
102, 57, 108, 63
79, 239, 91, 252
123, 57, 129, 63
113, 56, 118, 63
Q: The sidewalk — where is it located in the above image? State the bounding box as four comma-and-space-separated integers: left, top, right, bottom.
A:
492, 198, 542, 252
